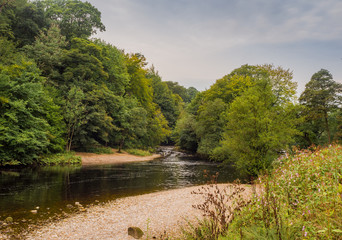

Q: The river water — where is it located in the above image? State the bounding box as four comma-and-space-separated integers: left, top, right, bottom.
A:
0, 147, 242, 231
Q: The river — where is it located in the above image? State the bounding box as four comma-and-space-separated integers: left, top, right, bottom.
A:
0, 147, 243, 233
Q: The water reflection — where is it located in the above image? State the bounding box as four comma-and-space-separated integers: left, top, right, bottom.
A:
0, 149, 242, 223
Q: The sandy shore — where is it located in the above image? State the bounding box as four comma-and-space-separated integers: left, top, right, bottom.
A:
77, 151, 162, 166
24, 184, 252, 240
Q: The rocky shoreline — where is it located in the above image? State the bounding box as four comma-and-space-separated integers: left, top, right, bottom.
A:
23, 184, 252, 240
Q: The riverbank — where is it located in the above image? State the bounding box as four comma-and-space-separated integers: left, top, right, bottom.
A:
77, 150, 162, 166
24, 184, 252, 239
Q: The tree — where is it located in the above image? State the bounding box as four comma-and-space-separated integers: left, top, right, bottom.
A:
299, 69, 342, 145
0, 55, 64, 164
219, 80, 299, 176
8, 0, 49, 46
38, 0, 105, 40
24, 24, 67, 81
147, 67, 182, 128
195, 98, 227, 156
63, 86, 86, 151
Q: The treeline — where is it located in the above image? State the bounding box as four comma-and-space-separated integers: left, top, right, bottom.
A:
0, 0, 198, 165
174, 64, 342, 176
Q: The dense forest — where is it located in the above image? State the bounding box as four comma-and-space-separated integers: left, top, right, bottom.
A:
0, 0, 198, 165
1, 0, 341, 175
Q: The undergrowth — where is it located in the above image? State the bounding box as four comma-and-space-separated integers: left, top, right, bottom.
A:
125, 149, 152, 157
182, 144, 342, 240
39, 152, 81, 165
85, 146, 114, 154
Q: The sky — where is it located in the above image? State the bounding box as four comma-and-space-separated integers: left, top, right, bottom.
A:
87, 0, 342, 94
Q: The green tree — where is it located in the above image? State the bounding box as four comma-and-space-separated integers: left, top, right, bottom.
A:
63, 86, 86, 151
196, 98, 227, 156
220, 80, 300, 176
147, 67, 182, 128
38, 0, 105, 40
0, 56, 63, 164
299, 69, 342, 145
173, 112, 198, 152
6, 0, 49, 46
24, 24, 67, 81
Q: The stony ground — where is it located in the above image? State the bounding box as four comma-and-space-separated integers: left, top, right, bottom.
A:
24, 184, 252, 240
77, 151, 161, 166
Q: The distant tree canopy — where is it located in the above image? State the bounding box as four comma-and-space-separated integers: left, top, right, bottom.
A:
0, 0, 196, 165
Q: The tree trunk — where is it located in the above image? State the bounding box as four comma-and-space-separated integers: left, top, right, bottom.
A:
324, 110, 331, 144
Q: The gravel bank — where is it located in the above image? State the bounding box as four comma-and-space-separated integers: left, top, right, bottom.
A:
24, 184, 252, 240
77, 152, 162, 166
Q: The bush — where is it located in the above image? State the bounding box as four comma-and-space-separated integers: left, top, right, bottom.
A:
85, 146, 114, 154
125, 149, 152, 157
39, 152, 81, 165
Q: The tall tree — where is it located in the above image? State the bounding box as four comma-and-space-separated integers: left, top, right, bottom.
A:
37, 0, 105, 40
220, 80, 300, 176
299, 69, 342, 144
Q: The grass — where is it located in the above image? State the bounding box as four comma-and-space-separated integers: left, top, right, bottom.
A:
39, 152, 82, 165
85, 146, 114, 154
125, 148, 152, 157
181, 144, 342, 240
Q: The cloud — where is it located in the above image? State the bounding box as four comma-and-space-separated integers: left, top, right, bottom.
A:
88, 0, 342, 92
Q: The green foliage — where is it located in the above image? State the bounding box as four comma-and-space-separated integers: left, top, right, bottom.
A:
196, 99, 227, 157
36, 0, 105, 40
5, 0, 49, 47
148, 67, 182, 129
38, 151, 81, 165
24, 24, 67, 80
84, 146, 113, 154
165, 81, 198, 103
224, 144, 342, 240
125, 148, 152, 157
173, 112, 198, 152
0, 58, 63, 165
299, 69, 342, 146
217, 80, 300, 176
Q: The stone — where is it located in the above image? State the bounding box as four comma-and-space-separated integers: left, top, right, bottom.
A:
30, 210, 38, 214
128, 227, 144, 239
4, 217, 13, 223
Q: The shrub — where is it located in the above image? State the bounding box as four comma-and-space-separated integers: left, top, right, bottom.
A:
39, 152, 81, 165
125, 149, 152, 157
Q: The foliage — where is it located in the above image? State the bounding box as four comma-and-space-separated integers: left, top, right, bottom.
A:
165, 81, 199, 103
175, 64, 300, 176
125, 148, 152, 157
183, 179, 250, 240
173, 112, 198, 152
299, 69, 342, 146
217, 80, 300, 176
223, 144, 342, 240
38, 151, 81, 165
0, 59, 63, 165
36, 0, 105, 40
0, 0, 190, 166
84, 146, 113, 154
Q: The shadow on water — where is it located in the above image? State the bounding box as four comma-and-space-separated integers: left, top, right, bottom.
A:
0, 147, 244, 233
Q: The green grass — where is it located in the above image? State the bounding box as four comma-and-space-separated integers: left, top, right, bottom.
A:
39, 152, 82, 165
85, 146, 114, 154
125, 148, 152, 157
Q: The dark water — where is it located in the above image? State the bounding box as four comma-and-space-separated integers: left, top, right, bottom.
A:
0, 148, 242, 229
